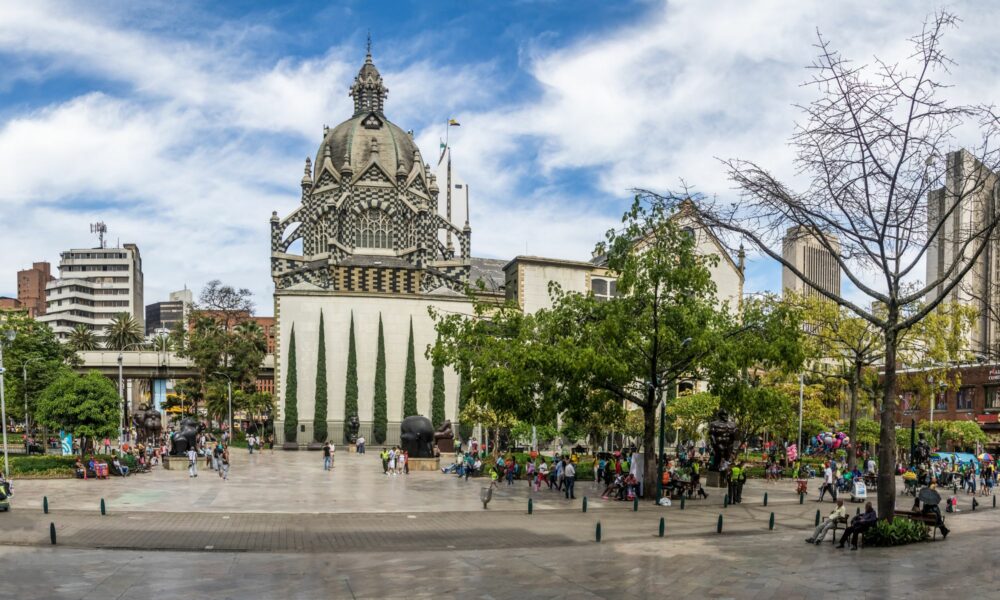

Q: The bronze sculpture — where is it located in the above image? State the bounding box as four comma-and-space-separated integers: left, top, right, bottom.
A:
345, 414, 360, 444
433, 420, 455, 453
400, 415, 435, 458
169, 417, 203, 455
132, 404, 163, 446
708, 408, 737, 471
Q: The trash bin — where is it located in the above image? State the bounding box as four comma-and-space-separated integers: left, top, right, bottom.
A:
480, 487, 493, 509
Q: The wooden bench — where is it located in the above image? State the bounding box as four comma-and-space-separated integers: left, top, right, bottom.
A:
828, 515, 850, 544
894, 510, 942, 539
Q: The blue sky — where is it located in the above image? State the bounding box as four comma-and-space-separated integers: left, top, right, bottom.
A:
1, 0, 998, 313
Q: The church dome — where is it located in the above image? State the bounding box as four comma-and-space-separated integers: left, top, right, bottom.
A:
314, 50, 421, 181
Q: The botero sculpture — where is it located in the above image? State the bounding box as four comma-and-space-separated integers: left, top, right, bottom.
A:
132, 404, 163, 445
345, 414, 360, 445
170, 417, 204, 455
433, 420, 455, 453
708, 408, 738, 471
400, 415, 435, 458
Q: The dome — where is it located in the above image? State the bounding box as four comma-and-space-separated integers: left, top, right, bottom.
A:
313, 50, 421, 181
315, 114, 419, 181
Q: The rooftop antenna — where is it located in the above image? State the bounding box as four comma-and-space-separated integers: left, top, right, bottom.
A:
366, 30, 372, 56
90, 221, 107, 249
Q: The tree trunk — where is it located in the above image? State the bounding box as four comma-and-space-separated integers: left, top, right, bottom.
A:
847, 362, 861, 472
877, 327, 898, 521
642, 400, 658, 501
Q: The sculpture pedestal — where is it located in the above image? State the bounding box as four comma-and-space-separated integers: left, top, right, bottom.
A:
349, 444, 357, 453
282, 442, 300, 451
436, 438, 455, 454
407, 457, 440, 472
706, 470, 726, 488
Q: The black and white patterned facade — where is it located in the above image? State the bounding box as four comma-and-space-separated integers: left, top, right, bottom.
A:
270, 51, 472, 295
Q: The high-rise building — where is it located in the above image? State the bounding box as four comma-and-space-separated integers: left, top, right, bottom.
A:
39, 244, 144, 341
925, 149, 1000, 356
17, 262, 54, 317
781, 226, 841, 299
145, 288, 194, 335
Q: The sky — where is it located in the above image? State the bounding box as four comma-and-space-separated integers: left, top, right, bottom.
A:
1, 0, 998, 314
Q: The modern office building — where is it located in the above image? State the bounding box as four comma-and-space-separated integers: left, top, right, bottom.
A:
781, 225, 842, 299
17, 262, 54, 317
925, 149, 1000, 357
39, 244, 144, 341
145, 289, 194, 335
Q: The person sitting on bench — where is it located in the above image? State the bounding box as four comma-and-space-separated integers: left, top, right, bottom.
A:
806, 499, 846, 544
913, 485, 950, 539
838, 501, 877, 550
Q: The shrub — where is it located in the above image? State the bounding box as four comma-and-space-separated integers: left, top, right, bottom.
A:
865, 517, 929, 547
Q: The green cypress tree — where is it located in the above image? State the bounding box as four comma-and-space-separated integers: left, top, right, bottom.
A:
402, 317, 417, 418
458, 371, 473, 440
431, 358, 445, 427
283, 325, 298, 443
373, 314, 388, 444
344, 311, 359, 443
313, 311, 328, 442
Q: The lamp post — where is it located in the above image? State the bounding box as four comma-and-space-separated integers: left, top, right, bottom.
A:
19, 356, 41, 435
797, 372, 804, 456
214, 372, 233, 445
117, 353, 124, 446
0, 329, 16, 478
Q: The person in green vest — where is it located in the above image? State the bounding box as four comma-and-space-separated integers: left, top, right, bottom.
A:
728, 463, 742, 504
380, 448, 389, 474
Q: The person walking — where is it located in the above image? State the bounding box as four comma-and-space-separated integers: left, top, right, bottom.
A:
323, 441, 332, 471
219, 446, 230, 480
381, 448, 390, 474
388, 448, 397, 476
806, 499, 846, 544
356, 435, 366, 455
398, 450, 406, 475
563, 459, 577, 500
818, 462, 837, 502
103, 437, 111, 454
187, 447, 198, 478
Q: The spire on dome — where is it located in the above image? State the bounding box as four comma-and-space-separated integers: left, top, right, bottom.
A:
350, 35, 388, 116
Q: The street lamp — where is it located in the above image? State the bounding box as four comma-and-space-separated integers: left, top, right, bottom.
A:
0, 329, 16, 479
656, 337, 692, 502
214, 372, 233, 444
117, 353, 124, 446
18, 356, 41, 435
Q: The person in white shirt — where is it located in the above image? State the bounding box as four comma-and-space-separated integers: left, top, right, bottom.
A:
818, 463, 837, 502
356, 436, 366, 454
563, 460, 577, 499
187, 447, 198, 478
806, 499, 846, 544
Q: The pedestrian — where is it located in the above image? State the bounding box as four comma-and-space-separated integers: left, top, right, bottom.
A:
356, 435, 366, 454
187, 447, 198, 478
219, 446, 230, 480
818, 462, 837, 502
398, 449, 406, 475
564, 459, 577, 500
103, 437, 111, 454
388, 447, 397, 476
381, 448, 389, 474
323, 441, 332, 471
248, 434, 255, 455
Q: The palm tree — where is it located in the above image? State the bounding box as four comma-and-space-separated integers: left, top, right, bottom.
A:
68, 324, 100, 351
104, 312, 144, 351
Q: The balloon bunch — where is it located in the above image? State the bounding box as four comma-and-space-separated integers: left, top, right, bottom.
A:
815, 431, 851, 451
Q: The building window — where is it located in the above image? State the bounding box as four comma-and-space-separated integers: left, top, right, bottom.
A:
356, 209, 392, 249
935, 391, 948, 411
900, 391, 914, 413
592, 278, 617, 302
956, 387, 974, 411
986, 387, 1000, 410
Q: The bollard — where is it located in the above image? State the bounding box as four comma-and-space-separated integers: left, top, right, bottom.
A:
724, 494, 730, 508
769, 512, 775, 530
680, 496, 686, 510
717, 514, 723, 533
799, 493, 804, 504
596, 521, 602, 543
100, 498, 106, 516
583, 497, 588, 513
659, 516, 665, 538
49, 522, 56, 545
43, 496, 48, 514
856, 507, 861, 516
528, 498, 533, 515
763, 492, 768, 507
994, 495, 997, 509
973, 498, 979, 511
633, 497, 639, 512
815, 509, 820, 526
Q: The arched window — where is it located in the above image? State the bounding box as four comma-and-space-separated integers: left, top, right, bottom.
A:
356, 209, 393, 249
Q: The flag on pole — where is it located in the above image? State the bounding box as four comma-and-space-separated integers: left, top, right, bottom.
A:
448, 118, 461, 126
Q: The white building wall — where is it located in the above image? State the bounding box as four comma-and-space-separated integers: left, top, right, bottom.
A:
520, 263, 590, 313
275, 292, 473, 444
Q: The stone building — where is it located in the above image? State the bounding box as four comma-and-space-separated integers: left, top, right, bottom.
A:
271, 50, 497, 445
17, 262, 54, 317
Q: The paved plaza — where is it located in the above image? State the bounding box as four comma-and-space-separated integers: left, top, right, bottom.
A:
0, 451, 997, 598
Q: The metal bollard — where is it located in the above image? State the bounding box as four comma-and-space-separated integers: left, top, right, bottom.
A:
633, 497, 639, 512
799, 493, 804, 504
717, 514, 723, 533
583, 497, 588, 513
596, 521, 602, 543
100, 498, 106, 516
994, 495, 997, 509
680, 496, 686, 510
815, 509, 820, 526
49, 522, 56, 545
659, 516, 665, 538
724, 494, 730, 508
528, 498, 533, 515
763, 492, 768, 507
43, 496, 48, 514
769, 512, 775, 530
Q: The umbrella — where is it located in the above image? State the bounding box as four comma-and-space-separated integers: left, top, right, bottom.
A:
979, 453, 993, 462
918, 487, 941, 506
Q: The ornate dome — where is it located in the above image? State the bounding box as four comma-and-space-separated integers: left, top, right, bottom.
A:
314, 51, 421, 181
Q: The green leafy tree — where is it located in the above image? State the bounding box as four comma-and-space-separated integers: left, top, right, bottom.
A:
344, 311, 359, 442
920, 419, 987, 450
68, 324, 100, 352
283, 325, 298, 443
372, 314, 388, 444
36, 370, 120, 454
104, 312, 144, 351
431, 356, 446, 427
666, 391, 720, 439
402, 317, 417, 418
314, 311, 328, 442
0, 313, 74, 429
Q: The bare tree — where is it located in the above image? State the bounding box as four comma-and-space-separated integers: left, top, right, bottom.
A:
197, 280, 255, 332
696, 13, 1000, 519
